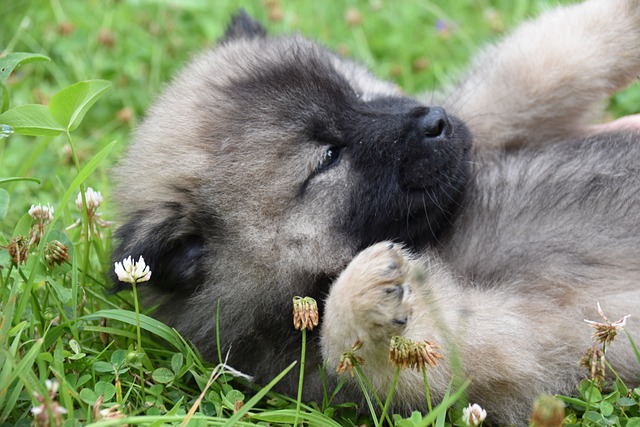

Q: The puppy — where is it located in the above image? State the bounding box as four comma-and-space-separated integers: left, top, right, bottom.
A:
113, 1, 640, 424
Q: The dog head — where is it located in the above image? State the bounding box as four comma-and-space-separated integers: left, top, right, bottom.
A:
112, 11, 471, 308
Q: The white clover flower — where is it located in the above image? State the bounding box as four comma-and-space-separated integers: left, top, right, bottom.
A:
28, 203, 54, 223
31, 379, 67, 426
67, 187, 112, 239
114, 255, 152, 285
28, 203, 55, 246
45, 379, 59, 394
30, 405, 44, 416
30, 401, 67, 416
462, 403, 487, 427
76, 187, 103, 211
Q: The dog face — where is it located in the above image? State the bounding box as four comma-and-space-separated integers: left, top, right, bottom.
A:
112, 12, 471, 370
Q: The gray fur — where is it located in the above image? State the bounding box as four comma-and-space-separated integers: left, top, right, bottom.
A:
114, 1, 640, 425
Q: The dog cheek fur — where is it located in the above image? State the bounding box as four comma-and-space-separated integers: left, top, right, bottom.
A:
112, 135, 357, 395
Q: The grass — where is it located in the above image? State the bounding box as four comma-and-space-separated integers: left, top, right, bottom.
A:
2, 0, 640, 425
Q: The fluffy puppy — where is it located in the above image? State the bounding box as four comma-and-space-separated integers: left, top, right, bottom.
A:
113, 1, 640, 425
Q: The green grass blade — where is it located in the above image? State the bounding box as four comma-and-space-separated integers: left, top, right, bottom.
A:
0, 321, 26, 417
0, 177, 41, 186
435, 381, 453, 427
415, 379, 470, 427
0, 338, 44, 395
354, 365, 379, 426
222, 361, 297, 427
0, 281, 18, 346
87, 414, 257, 426
1, 82, 9, 112
251, 409, 344, 427
625, 330, 640, 365
0, 188, 8, 221
0, 378, 23, 422
556, 394, 589, 408
44, 139, 117, 234
82, 309, 190, 352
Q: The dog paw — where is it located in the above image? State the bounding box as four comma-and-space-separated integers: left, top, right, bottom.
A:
329, 242, 415, 340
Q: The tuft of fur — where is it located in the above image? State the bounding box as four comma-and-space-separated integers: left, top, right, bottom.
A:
113, 1, 640, 425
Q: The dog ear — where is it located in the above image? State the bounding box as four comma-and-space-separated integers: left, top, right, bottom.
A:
220, 9, 267, 44
110, 209, 207, 294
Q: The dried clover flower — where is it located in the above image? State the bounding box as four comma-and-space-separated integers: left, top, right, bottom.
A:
336, 339, 366, 377
530, 395, 565, 427
389, 336, 444, 372
579, 344, 606, 382
97, 405, 126, 424
44, 240, 70, 267
292, 296, 319, 331
4, 235, 30, 265
584, 302, 630, 346
114, 255, 152, 285
462, 403, 487, 427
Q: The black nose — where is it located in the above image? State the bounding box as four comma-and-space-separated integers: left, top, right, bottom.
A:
420, 106, 451, 138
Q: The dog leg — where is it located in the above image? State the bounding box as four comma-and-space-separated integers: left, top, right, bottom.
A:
586, 113, 640, 134
321, 242, 445, 407
443, 0, 640, 149
321, 242, 597, 425
321, 242, 414, 350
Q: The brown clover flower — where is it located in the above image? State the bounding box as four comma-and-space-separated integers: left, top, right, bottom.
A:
584, 302, 630, 346
530, 395, 565, 427
96, 405, 126, 425
579, 344, 606, 382
292, 296, 319, 331
389, 336, 444, 372
336, 339, 366, 377
344, 8, 363, 27
44, 240, 70, 267
4, 235, 30, 265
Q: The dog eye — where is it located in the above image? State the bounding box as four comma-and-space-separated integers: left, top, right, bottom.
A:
317, 146, 344, 172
